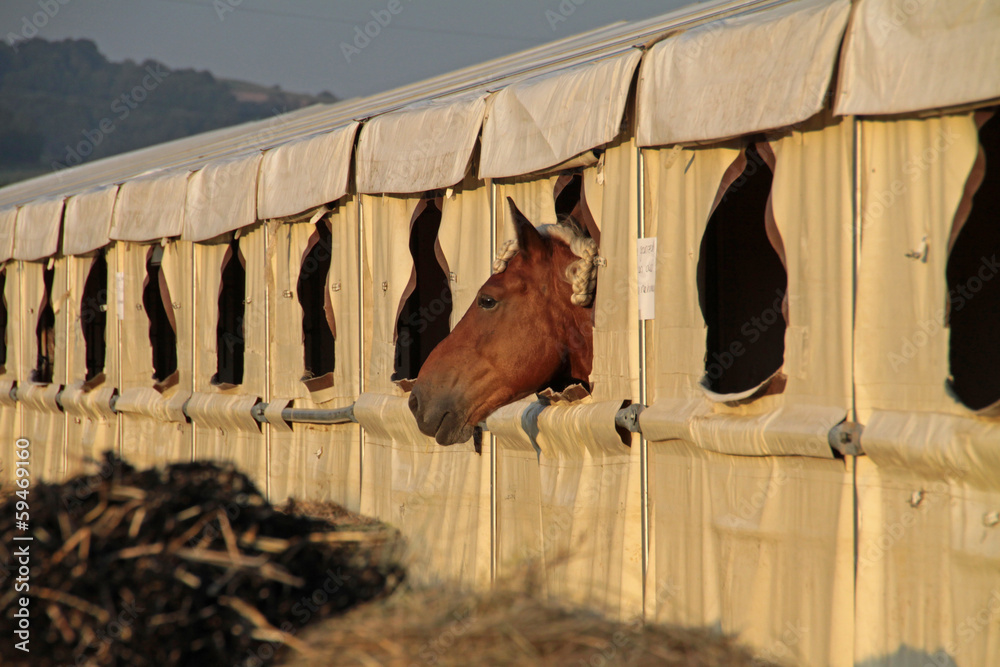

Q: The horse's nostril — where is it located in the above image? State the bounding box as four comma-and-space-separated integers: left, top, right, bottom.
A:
408, 391, 420, 416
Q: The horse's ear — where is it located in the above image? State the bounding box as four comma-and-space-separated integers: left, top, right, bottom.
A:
508, 197, 546, 258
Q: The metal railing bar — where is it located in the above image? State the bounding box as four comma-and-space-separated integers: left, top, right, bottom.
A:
8, 385, 863, 454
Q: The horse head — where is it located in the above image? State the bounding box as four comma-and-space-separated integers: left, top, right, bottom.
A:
409, 197, 597, 445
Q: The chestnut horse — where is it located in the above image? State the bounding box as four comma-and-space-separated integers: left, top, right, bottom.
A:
408, 198, 597, 445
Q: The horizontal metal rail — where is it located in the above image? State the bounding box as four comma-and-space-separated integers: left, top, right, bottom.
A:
5, 384, 863, 454
9, 385, 359, 427
249, 403, 357, 426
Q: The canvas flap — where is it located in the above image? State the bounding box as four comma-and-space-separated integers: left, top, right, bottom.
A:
183, 152, 262, 242
110, 170, 189, 242
357, 92, 486, 194
854, 113, 979, 419
63, 185, 118, 256
14, 196, 64, 261
258, 122, 359, 219
437, 176, 491, 328
480, 50, 641, 179
836, 0, 1000, 115
636, 0, 851, 146
0, 206, 19, 263
362, 194, 421, 393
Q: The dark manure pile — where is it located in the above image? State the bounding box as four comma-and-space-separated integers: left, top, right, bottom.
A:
0, 454, 404, 666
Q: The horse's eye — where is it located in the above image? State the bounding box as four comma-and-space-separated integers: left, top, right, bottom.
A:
478, 294, 498, 310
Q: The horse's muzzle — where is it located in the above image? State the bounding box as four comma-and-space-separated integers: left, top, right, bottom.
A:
408, 384, 474, 446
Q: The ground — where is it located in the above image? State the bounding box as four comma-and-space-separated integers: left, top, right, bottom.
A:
0, 458, 777, 667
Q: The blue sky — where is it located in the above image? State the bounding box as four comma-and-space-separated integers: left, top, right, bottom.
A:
1, 0, 696, 98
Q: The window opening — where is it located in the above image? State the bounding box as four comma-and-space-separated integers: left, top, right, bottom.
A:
697, 142, 787, 396
143, 245, 178, 386
213, 239, 246, 387
393, 198, 452, 381
947, 109, 1000, 410
81, 250, 108, 382
554, 172, 600, 243
32, 264, 55, 384
298, 219, 336, 383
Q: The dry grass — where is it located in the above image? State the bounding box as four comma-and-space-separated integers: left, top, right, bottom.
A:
1, 471, 778, 667
280, 564, 775, 667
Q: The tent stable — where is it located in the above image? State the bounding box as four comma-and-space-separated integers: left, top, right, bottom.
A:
1, 1, 998, 665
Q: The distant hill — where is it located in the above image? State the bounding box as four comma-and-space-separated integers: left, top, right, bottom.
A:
0, 38, 337, 187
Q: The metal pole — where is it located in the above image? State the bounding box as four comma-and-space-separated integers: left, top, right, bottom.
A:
115, 244, 123, 459
851, 117, 862, 427
263, 224, 272, 502
189, 241, 197, 463
249, 403, 357, 426
850, 114, 863, 611
13, 384, 855, 440
489, 177, 498, 584
16, 259, 23, 447
357, 195, 366, 503
636, 142, 650, 618
62, 258, 70, 476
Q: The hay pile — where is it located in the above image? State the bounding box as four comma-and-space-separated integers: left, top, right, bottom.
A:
281, 581, 778, 667
0, 454, 779, 667
0, 454, 403, 667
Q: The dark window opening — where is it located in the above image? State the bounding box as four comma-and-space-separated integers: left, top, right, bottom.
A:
697, 142, 787, 396
298, 220, 336, 382
947, 109, 1000, 410
555, 172, 582, 219
143, 246, 178, 385
554, 172, 600, 243
81, 250, 108, 382
0, 270, 6, 374
393, 199, 452, 382
213, 239, 246, 387
31, 265, 55, 384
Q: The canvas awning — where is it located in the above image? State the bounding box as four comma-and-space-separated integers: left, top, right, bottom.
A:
636, 0, 851, 146
14, 196, 64, 261
835, 0, 1000, 116
479, 49, 641, 179
257, 122, 359, 219
356, 92, 487, 194
63, 185, 119, 256
183, 151, 263, 242
0, 206, 17, 263
110, 169, 189, 242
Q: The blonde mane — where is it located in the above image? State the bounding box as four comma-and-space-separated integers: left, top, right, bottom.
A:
491, 222, 599, 307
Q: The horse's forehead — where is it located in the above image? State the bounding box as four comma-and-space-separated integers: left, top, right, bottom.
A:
548, 237, 579, 264
486, 237, 579, 294
518, 238, 575, 273
496, 252, 543, 281
487, 264, 529, 291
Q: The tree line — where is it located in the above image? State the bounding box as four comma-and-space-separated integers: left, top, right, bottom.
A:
0, 38, 336, 186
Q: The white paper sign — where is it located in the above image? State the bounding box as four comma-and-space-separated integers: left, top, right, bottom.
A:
116, 272, 125, 321
638, 237, 656, 320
